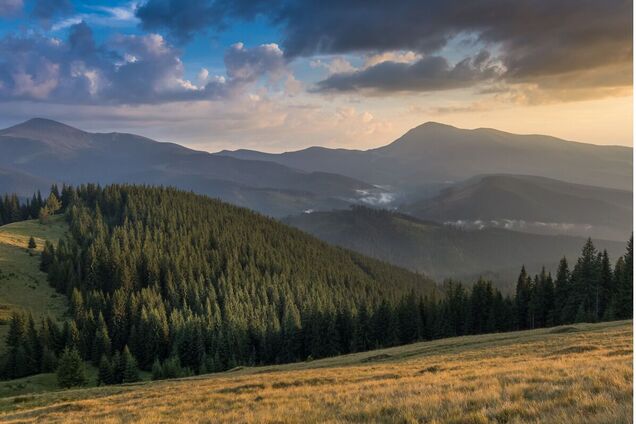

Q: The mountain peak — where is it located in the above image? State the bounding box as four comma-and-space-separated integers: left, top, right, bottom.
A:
0, 118, 91, 150
8, 118, 85, 133
413, 121, 458, 130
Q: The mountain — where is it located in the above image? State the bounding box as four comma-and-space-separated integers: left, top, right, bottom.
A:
402, 174, 632, 241
219, 122, 632, 192
284, 206, 627, 291
0, 118, 378, 216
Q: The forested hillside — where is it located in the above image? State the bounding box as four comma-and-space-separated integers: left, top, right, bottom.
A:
0, 186, 631, 389
285, 206, 626, 288
1, 185, 437, 383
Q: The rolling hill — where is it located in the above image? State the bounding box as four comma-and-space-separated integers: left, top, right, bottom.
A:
0, 118, 378, 217
402, 174, 633, 241
0, 321, 630, 423
284, 206, 627, 289
219, 122, 633, 192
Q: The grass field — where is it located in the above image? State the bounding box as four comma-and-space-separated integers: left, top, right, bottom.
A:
0, 320, 631, 423
0, 216, 68, 351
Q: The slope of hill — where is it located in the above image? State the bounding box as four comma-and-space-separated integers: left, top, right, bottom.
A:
8, 185, 436, 379
0, 118, 378, 215
219, 122, 633, 191
1, 320, 630, 423
0, 217, 67, 351
403, 174, 633, 241
284, 207, 627, 289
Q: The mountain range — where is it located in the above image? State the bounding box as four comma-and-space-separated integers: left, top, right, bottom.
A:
0, 118, 373, 216
0, 117, 631, 287
219, 122, 632, 192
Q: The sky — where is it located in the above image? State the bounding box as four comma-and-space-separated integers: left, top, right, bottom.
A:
0, 0, 632, 152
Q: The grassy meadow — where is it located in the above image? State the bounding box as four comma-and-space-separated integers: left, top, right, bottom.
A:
0, 320, 631, 423
0, 217, 68, 351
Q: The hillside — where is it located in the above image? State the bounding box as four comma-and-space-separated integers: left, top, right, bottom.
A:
219, 122, 633, 191
0, 320, 631, 423
403, 174, 633, 241
284, 207, 627, 289
2, 185, 437, 380
0, 217, 67, 351
0, 118, 376, 216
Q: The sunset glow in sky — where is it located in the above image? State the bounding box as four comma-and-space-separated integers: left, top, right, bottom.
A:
0, 0, 632, 151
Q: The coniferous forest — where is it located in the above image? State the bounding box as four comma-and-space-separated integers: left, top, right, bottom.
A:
0, 185, 632, 386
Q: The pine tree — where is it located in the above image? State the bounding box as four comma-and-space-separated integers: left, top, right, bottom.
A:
97, 355, 113, 386
57, 348, 87, 388
515, 266, 532, 330
614, 236, 633, 319
122, 346, 140, 383
28, 236, 37, 250
554, 257, 572, 324
598, 250, 613, 320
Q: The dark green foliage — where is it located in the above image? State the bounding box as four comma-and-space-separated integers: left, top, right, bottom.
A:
0, 184, 631, 387
28, 236, 36, 249
97, 355, 113, 386
57, 347, 87, 388
122, 346, 141, 383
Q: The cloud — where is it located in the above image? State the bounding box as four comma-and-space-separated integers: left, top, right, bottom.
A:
0, 23, 290, 104
0, 0, 22, 17
314, 53, 502, 94
224, 42, 286, 83
51, 3, 140, 31
134, 0, 632, 99
32, 0, 72, 20
135, 0, 271, 42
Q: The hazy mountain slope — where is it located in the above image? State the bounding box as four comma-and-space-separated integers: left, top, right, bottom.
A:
403, 174, 632, 241
0, 167, 53, 198
219, 122, 632, 191
285, 207, 627, 290
0, 119, 376, 216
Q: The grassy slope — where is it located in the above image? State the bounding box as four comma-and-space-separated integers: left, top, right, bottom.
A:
0, 320, 631, 423
0, 216, 68, 349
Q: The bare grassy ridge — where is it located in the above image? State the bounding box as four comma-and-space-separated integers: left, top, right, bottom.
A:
0, 320, 631, 423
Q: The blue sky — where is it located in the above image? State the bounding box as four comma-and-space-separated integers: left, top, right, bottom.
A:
0, 0, 631, 151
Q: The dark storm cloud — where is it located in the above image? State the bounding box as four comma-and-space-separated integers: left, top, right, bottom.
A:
0, 22, 284, 104
315, 53, 502, 93
32, 0, 72, 20
134, 0, 632, 95
0, 0, 23, 17
136, 0, 272, 41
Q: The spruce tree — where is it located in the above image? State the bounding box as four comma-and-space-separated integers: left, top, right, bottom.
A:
57, 348, 87, 388
97, 355, 113, 386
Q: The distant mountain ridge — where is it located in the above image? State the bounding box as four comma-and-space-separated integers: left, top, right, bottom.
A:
219, 122, 632, 191
284, 206, 627, 291
402, 174, 632, 241
0, 118, 377, 216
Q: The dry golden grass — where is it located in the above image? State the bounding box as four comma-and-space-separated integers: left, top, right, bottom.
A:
0, 320, 631, 423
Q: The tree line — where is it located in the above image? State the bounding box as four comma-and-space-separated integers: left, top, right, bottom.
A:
0, 184, 632, 387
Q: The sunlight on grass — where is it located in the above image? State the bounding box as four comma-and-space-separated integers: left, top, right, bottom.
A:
0, 320, 630, 423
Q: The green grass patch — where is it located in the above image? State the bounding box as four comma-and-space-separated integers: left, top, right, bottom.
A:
0, 216, 68, 352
